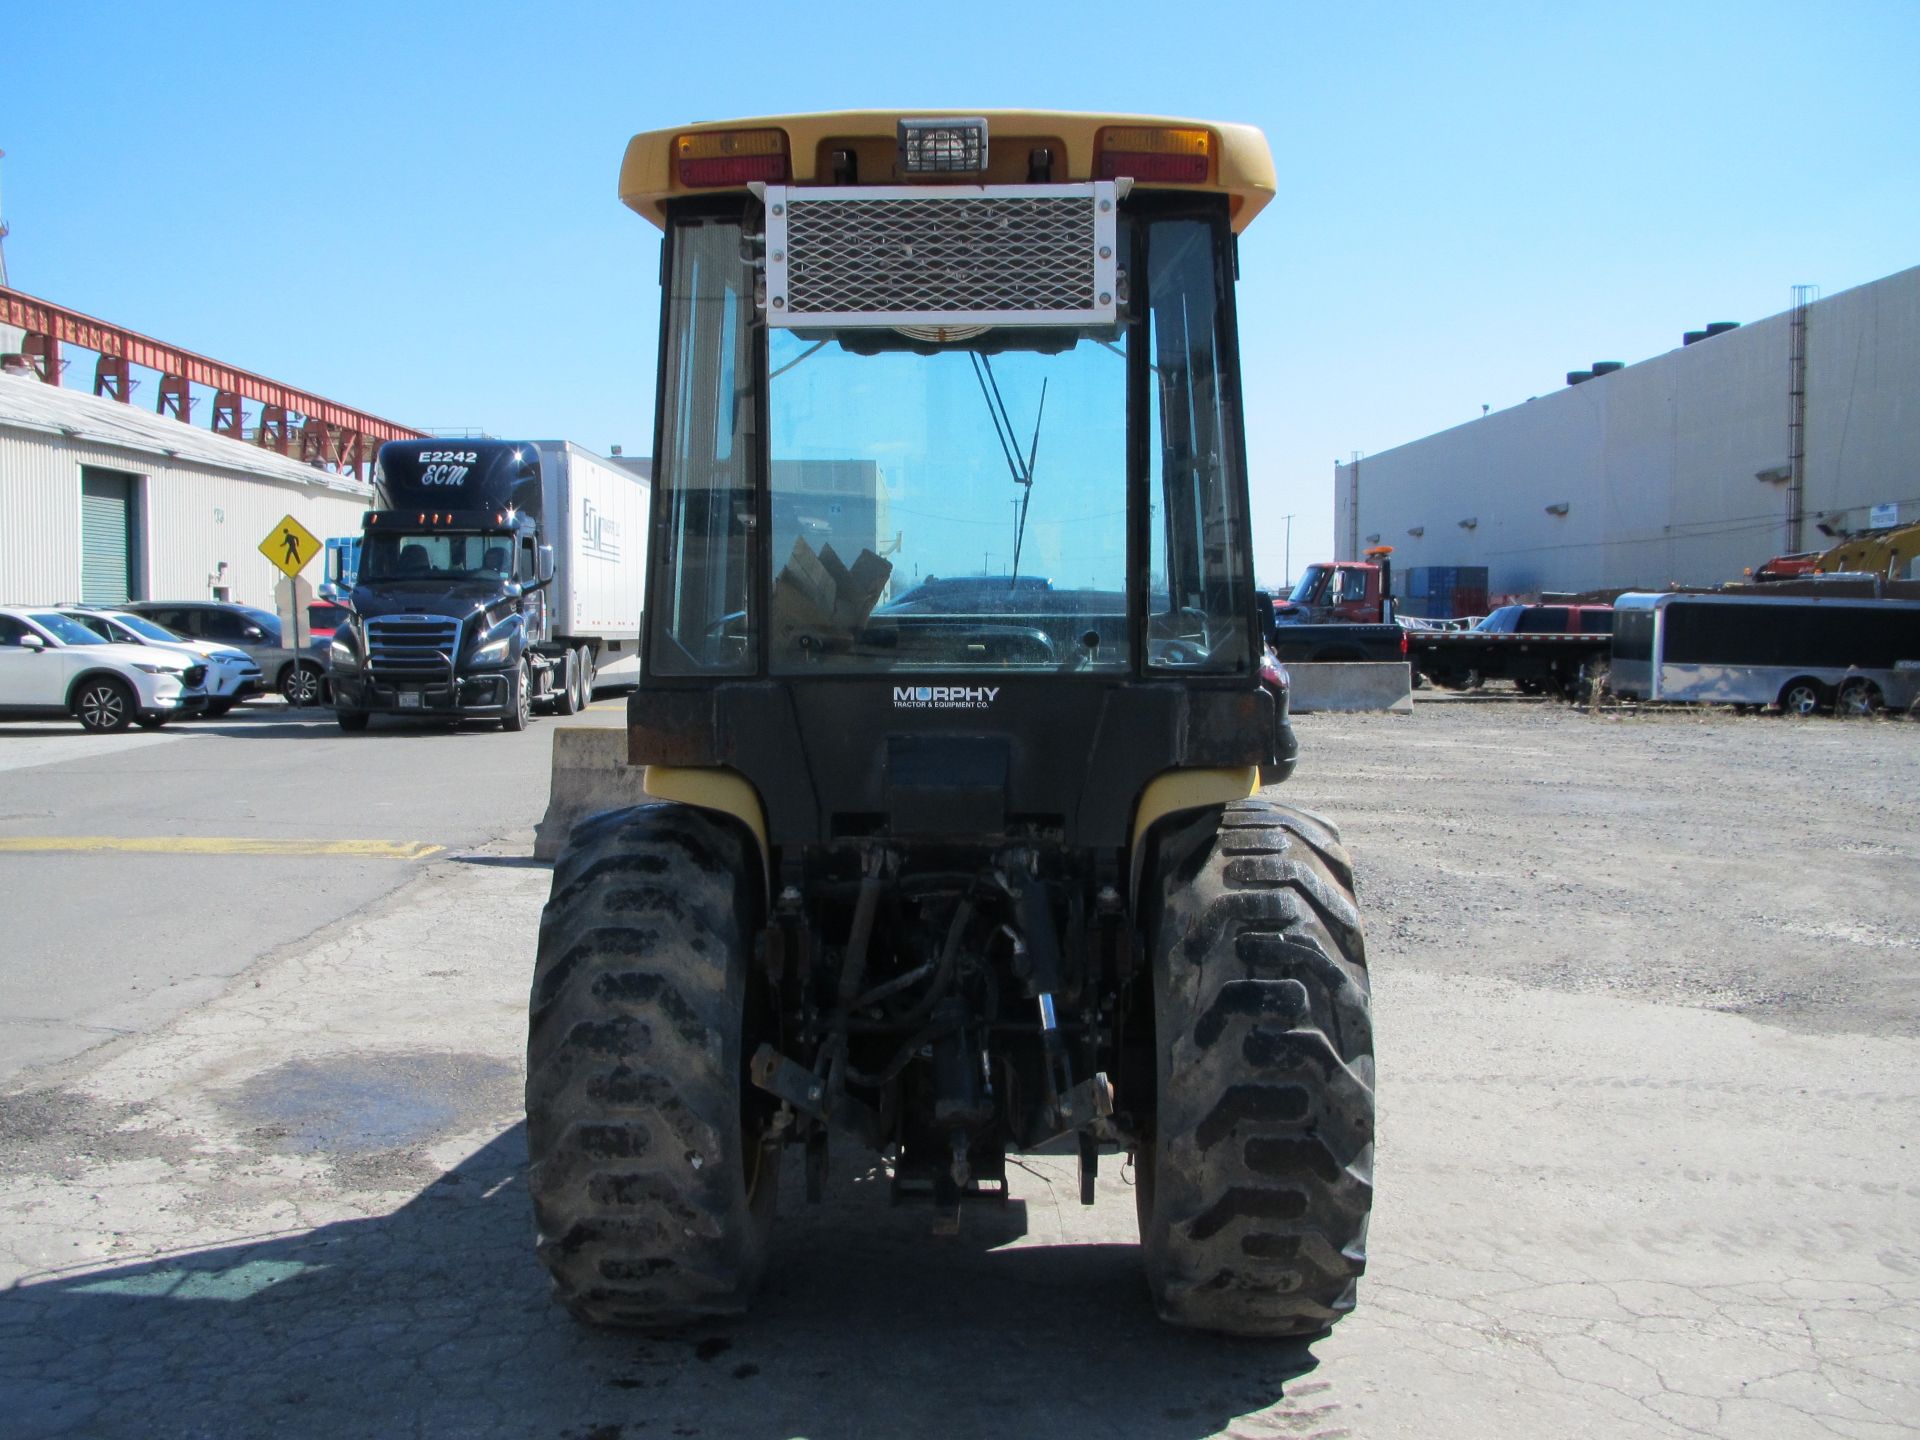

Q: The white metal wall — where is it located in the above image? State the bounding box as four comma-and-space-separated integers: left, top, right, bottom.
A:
1334, 264, 1920, 596
0, 421, 369, 610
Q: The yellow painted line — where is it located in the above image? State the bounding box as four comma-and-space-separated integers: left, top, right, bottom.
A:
0, 837, 443, 860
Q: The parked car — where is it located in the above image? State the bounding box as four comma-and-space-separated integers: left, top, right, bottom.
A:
1473, 604, 1616, 635
0, 606, 208, 732
122, 601, 328, 706
306, 601, 351, 643
57, 608, 264, 716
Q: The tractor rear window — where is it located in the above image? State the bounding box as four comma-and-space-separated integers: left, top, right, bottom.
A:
766, 329, 1128, 674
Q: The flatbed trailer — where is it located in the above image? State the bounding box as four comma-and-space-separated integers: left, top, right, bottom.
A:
1410, 629, 1611, 696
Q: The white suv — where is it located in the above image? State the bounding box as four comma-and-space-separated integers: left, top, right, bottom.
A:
0, 606, 209, 732
58, 608, 264, 716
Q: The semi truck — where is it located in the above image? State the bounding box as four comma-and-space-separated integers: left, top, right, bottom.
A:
327, 439, 648, 731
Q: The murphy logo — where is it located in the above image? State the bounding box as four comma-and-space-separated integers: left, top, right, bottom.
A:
892, 685, 1000, 711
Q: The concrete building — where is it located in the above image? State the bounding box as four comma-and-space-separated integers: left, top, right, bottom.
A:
1334, 265, 1920, 597
0, 373, 371, 609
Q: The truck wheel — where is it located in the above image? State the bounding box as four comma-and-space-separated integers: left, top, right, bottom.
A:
574, 645, 595, 708
502, 659, 532, 732
526, 804, 776, 1327
1137, 799, 1374, 1337
336, 710, 371, 732
553, 652, 582, 716
1571, 656, 1611, 705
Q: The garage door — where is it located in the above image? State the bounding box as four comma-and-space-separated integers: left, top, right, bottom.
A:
81, 469, 138, 605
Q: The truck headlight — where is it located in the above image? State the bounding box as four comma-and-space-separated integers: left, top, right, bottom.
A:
470, 634, 512, 667
329, 636, 359, 668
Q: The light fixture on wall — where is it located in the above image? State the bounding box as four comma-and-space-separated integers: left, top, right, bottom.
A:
1545, 502, 1570, 516
1458, 517, 1478, 530
1755, 465, 1791, 485
1364, 532, 1381, 544
1407, 525, 1424, 538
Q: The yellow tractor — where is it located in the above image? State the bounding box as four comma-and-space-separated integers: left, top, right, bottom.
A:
525, 111, 1373, 1338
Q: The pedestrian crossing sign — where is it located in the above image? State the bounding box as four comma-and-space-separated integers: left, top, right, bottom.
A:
260, 514, 320, 579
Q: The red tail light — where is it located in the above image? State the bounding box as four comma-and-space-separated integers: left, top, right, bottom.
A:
1094, 126, 1212, 183
675, 129, 789, 188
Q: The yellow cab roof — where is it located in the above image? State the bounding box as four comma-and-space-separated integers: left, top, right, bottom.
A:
618, 109, 1275, 232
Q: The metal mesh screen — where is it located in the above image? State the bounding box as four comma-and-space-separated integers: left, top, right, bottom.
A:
781, 193, 1098, 319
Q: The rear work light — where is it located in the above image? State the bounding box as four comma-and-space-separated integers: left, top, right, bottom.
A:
675, 129, 789, 188
898, 116, 989, 174
1094, 125, 1211, 183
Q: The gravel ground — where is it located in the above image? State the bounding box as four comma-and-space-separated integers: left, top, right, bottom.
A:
1, 693, 1915, 1439
1286, 693, 1920, 1038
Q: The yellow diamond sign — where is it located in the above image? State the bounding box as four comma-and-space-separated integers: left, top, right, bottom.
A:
260, 514, 320, 579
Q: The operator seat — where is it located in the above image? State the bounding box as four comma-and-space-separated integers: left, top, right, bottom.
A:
396, 543, 431, 576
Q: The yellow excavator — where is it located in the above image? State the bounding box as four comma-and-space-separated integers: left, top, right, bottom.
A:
1814, 521, 1920, 581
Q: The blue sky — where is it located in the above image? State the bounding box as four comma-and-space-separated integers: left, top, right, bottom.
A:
8, 1, 1917, 585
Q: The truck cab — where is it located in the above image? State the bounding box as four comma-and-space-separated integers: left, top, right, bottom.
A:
1276, 546, 1396, 624
326, 441, 574, 731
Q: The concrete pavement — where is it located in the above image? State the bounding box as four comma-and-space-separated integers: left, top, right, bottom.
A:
0, 697, 624, 1081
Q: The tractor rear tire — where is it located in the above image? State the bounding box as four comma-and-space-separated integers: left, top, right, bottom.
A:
526, 803, 776, 1328
1137, 798, 1374, 1337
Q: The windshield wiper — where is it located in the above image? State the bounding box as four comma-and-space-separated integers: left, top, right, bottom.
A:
968, 353, 1047, 588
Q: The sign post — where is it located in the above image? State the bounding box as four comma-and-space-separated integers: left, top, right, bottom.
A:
261, 514, 321, 654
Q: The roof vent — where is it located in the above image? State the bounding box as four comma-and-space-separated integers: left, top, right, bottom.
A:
1704, 321, 1740, 337
1591, 361, 1624, 376
1566, 370, 1593, 386
1682, 330, 1707, 345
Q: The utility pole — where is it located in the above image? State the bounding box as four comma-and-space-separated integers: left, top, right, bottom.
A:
1279, 512, 1295, 587
1347, 452, 1362, 560
0, 148, 10, 288
1788, 284, 1817, 554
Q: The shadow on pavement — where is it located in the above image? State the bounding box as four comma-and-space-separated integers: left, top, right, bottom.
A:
4, 1124, 1321, 1440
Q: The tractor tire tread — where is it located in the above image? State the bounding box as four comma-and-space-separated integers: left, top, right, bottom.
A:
1141, 796, 1374, 1338
525, 803, 772, 1329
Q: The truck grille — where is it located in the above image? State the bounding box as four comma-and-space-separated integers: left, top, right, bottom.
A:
765, 183, 1118, 329
365, 615, 460, 681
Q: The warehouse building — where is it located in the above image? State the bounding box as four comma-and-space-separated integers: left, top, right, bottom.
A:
1333, 264, 1920, 597
0, 373, 370, 610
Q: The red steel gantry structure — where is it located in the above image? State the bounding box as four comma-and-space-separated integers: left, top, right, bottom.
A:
0, 284, 425, 478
